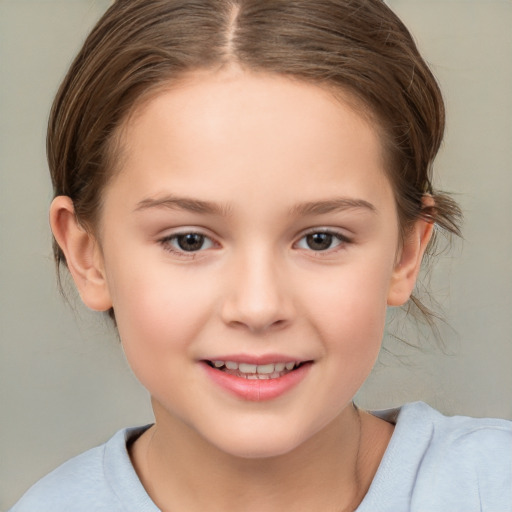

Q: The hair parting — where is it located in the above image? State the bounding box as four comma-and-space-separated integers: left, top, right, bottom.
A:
48, 0, 462, 334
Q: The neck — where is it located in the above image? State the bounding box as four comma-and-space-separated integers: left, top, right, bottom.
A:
130, 401, 391, 512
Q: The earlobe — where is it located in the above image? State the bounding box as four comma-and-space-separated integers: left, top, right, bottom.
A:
50, 196, 113, 311
387, 209, 435, 307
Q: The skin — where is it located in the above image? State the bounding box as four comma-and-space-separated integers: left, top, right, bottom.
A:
51, 68, 433, 511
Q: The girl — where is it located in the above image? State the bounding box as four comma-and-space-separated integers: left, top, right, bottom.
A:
9, 1, 511, 511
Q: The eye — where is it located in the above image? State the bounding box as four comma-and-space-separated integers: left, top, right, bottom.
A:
296, 231, 348, 252
161, 232, 215, 253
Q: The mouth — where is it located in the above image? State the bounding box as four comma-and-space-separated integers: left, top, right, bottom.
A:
201, 357, 313, 401
204, 360, 308, 380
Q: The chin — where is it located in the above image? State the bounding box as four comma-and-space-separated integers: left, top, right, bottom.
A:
201, 420, 317, 460
216, 437, 302, 460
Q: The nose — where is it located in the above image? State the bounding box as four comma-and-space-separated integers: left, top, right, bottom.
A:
220, 248, 293, 334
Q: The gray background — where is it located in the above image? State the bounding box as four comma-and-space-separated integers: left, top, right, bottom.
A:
1, 0, 511, 508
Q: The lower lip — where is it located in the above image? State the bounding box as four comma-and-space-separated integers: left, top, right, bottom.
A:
201, 362, 312, 402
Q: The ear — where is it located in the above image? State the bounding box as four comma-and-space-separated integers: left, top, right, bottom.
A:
387, 199, 435, 307
50, 196, 113, 311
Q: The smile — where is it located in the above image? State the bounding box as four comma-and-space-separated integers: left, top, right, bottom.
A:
205, 360, 303, 380
202, 358, 312, 401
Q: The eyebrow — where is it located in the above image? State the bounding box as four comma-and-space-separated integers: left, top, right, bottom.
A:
289, 198, 377, 216
134, 195, 233, 216
134, 195, 376, 217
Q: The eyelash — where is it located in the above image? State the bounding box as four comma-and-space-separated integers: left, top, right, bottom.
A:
158, 229, 351, 257
159, 231, 216, 258
295, 229, 351, 254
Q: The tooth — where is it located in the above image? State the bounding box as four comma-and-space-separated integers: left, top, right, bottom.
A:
258, 374, 270, 380
285, 362, 295, 370
213, 361, 224, 368
274, 363, 285, 372
239, 363, 257, 373
257, 363, 275, 374
225, 361, 238, 370
247, 374, 259, 379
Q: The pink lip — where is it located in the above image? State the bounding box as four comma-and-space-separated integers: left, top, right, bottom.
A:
200, 360, 312, 402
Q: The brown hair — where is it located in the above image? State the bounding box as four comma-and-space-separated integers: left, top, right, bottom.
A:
48, 0, 461, 325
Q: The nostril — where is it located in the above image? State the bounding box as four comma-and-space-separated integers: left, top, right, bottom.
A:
270, 319, 288, 330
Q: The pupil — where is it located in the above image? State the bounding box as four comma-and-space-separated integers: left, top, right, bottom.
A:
307, 233, 332, 251
177, 233, 204, 251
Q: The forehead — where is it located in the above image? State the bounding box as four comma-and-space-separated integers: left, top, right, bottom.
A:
108, 68, 392, 213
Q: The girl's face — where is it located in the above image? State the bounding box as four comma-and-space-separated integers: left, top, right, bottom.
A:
79, 69, 420, 457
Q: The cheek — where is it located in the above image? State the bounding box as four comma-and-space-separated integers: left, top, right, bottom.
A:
307, 258, 393, 328
302, 255, 395, 371
105, 261, 216, 372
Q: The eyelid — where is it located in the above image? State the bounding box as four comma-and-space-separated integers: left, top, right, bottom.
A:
158, 228, 219, 257
156, 226, 351, 257
294, 228, 352, 252
298, 227, 352, 242
300, 226, 351, 238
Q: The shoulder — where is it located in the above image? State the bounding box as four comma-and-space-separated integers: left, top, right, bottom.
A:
399, 401, 512, 467
360, 402, 512, 512
406, 402, 512, 510
8, 426, 155, 512
9, 444, 112, 512
377, 401, 512, 461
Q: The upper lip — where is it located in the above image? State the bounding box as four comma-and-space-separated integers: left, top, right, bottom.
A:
201, 354, 312, 365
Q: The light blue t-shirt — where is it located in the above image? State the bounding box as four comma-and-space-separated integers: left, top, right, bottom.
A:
9, 402, 512, 511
